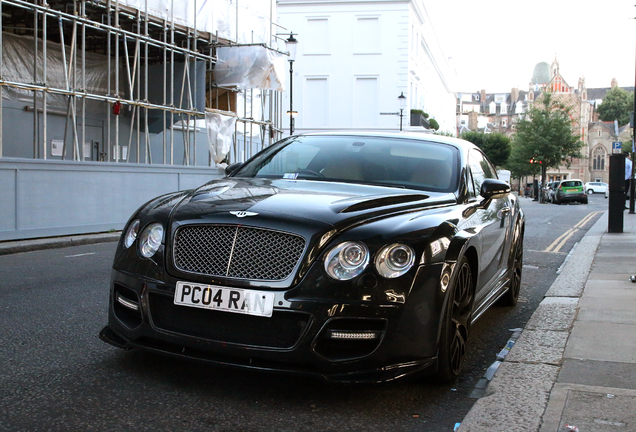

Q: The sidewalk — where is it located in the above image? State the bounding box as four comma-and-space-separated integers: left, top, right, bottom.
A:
459, 211, 636, 431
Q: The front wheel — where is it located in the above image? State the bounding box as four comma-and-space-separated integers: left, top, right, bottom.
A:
436, 257, 473, 382
587, 189, 593, 194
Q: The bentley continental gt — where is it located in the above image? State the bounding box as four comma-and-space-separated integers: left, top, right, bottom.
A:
100, 132, 524, 383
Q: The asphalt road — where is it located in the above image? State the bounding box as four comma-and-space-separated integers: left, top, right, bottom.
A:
0, 193, 609, 432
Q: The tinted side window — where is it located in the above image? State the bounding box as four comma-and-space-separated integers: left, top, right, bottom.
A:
468, 150, 496, 194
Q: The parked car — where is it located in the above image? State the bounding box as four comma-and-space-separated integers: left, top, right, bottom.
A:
99, 132, 525, 383
546, 181, 561, 203
584, 181, 608, 194
555, 179, 588, 204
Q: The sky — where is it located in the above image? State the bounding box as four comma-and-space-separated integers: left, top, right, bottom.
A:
425, 0, 636, 94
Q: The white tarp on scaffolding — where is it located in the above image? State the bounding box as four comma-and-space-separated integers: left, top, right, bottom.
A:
1, 32, 112, 109
206, 110, 237, 165
213, 45, 286, 91
113, 0, 273, 44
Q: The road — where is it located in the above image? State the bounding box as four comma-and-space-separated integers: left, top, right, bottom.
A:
0, 193, 609, 431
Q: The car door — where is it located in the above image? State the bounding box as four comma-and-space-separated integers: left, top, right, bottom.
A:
467, 150, 511, 301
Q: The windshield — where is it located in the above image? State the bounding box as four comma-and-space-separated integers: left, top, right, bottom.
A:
233, 135, 459, 193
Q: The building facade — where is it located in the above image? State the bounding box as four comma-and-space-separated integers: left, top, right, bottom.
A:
276, 0, 457, 135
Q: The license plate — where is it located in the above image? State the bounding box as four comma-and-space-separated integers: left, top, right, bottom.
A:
174, 282, 275, 317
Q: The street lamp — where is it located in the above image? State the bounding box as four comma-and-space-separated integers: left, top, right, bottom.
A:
285, 33, 298, 135
398, 92, 407, 131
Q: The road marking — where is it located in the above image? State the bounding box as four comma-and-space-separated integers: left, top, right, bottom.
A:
65, 252, 96, 258
544, 211, 601, 253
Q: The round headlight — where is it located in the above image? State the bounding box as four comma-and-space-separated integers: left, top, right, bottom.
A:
375, 243, 415, 278
123, 219, 140, 249
138, 223, 164, 258
324, 241, 369, 280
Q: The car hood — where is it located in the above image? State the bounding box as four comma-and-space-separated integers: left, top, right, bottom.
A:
170, 177, 456, 230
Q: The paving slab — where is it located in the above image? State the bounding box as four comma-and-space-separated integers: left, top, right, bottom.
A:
559, 359, 636, 391
564, 321, 636, 363
577, 308, 636, 325
587, 272, 633, 281
505, 330, 569, 365
581, 279, 636, 296
539, 383, 636, 432
524, 297, 579, 332
457, 362, 560, 432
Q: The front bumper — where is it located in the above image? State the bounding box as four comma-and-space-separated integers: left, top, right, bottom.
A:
101, 263, 446, 383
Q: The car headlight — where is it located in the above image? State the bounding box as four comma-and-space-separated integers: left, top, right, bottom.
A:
324, 241, 369, 280
138, 223, 164, 258
123, 219, 140, 249
375, 243, 415, 278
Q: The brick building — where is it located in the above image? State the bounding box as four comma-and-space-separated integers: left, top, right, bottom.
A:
457, 56, 634, 184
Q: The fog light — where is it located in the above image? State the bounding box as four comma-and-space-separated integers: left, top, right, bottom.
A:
117, 293, 139, 311
328, 330, 379, 340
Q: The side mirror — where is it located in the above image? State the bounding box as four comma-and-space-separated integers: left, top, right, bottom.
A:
480, 179, 511, 200
225, 162, 243, 176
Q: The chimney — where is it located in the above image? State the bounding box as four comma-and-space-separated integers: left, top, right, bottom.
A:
511, 88, 519, 103
468, 111, 478, 131
481, 89, 487, 103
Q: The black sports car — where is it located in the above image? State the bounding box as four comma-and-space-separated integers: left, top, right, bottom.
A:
100, 132, 524, 383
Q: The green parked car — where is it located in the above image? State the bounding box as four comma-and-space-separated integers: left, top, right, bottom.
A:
555, 179, 588, 204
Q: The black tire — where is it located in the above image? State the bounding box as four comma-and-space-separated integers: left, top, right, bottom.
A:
436, 256, 473, 382
499, 223, 523, 306
587, 189, 593, 194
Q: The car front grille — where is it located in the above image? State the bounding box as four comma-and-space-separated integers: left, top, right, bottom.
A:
173, 225, 306, 281
148, 293, 310, 349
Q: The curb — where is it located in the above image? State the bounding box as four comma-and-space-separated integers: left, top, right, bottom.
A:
0, 232, 121, 256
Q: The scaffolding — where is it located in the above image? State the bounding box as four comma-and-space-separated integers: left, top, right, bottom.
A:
0, 0, 286, 166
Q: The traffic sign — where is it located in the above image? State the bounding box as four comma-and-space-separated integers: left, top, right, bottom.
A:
613, 142, 622, 154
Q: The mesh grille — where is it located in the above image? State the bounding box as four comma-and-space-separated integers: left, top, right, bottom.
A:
173, 225, 306, 281
149, 293, 309, 348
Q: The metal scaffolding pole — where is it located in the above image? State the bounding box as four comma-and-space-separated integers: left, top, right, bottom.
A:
0, 0, 3, 158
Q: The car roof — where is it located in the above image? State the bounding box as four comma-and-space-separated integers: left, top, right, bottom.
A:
296, 131, 477, 153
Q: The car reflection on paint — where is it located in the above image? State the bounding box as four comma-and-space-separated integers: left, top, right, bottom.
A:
99, 132, 525, 383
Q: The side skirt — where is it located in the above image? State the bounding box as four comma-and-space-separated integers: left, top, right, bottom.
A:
470, 276, 510, 323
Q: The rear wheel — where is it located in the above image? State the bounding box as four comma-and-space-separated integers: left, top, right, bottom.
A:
499, 223, 523, 306
436, 257, 473, 382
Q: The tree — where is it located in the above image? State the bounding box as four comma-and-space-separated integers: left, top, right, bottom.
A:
511, 93, 583, 200
460, 131, 511, 167
597, 87, 634, 126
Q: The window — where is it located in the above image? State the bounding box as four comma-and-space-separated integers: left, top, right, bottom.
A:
305, 18, 329, 54
468, 150, 496, 196
598, 130, 602, 137
303, 77, 329, 127
592, 146, 606, 171
353, 77, 378, 127
354, 17, 380, 54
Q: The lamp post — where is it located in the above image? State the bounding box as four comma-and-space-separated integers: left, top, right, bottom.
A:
398, 92, 406, 131
285, 33, 298, 136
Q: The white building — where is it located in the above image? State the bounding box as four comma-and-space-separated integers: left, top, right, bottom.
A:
276, 0, 457, 135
